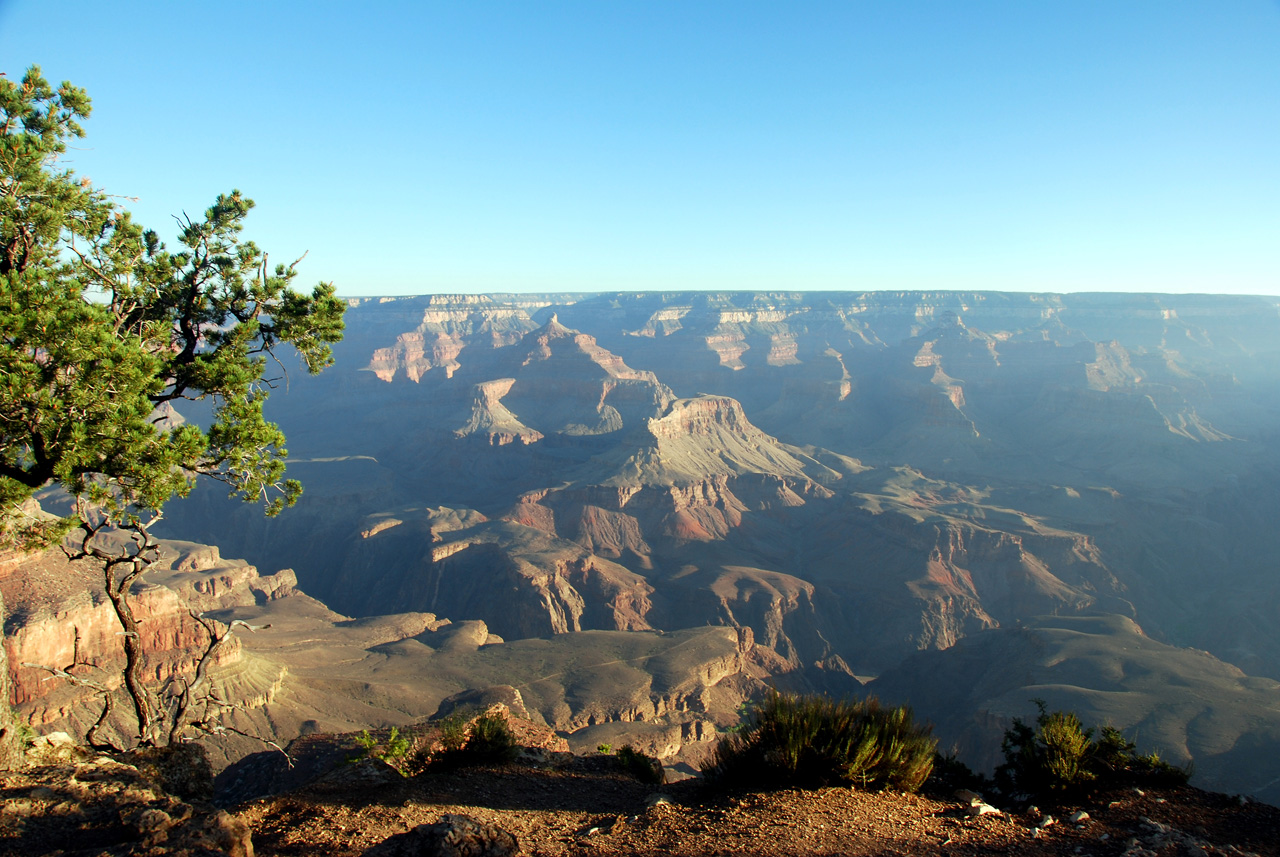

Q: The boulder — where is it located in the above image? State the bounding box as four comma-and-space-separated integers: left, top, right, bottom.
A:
363, 814, 519, 857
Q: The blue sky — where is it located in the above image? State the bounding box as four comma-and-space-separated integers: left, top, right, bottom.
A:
2, 1, 1277, 297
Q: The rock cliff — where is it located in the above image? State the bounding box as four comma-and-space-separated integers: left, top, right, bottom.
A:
1, 539, 293, 739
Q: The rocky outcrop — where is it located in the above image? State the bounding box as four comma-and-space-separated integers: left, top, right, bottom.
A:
1, 537, 297, 738
564, 504, 651, 559
418, 542, 650, 639
433, 685, 533, 721
537, 626, 756, 734
562, 557, 654, 632
454, 378, 544, 445
332, 512, 657, 639
794, 499, 1117, 671
0, 744, 257, 857
364, 814, 520, 857
517, 470, 834, 563
567, 715, 723, 763
157, 542, 297, 610
644, 565, 855, 686
497, 394, 839, 559
363, 294, 547, 382
647, 395, 771, 442
452, 316, 675, 441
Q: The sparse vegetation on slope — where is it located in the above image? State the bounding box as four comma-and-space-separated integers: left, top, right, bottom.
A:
703, 692, 936, 792
4, 719, 1275, 857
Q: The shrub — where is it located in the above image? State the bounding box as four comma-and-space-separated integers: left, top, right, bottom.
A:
349, 726, 412, 766
997, 702, 1095, 796
996, 701, 1191, 801
702, 692, 936, 792
1041, 709, 1093, 785
423, 712, 520, 771
436, 714, 469, 753
616, 744, 665, 784
464, 713, 519, 764
1092, 725, 1191, 787
928, 750, 992, 795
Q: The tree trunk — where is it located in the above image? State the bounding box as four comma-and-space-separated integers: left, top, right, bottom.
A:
104, 571, 157, 747
0, 591, 27, 770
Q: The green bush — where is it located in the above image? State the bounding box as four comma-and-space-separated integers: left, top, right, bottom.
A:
702, 692, 936, 792
1039, 709, 1093, 786
349, 726, 411, 766
422, 712, 519, 771
616, 744, 665, 784
1092, 725, 1191, 787
996, 701, 1190, 801
464, 713, 519, 764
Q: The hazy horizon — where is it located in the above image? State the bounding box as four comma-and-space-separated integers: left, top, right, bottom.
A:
334, 287, 1280, 300
2, 1, 1277, 297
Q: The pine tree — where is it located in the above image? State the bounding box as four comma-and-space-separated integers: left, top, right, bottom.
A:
0, 66, 345, 761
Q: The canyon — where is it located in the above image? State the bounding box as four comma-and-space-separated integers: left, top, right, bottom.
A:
5, 290, 1280, 800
